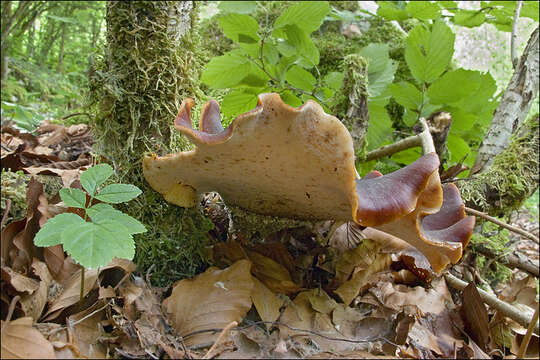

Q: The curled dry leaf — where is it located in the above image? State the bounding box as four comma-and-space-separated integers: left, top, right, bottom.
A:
251, 277, 284, 329
163, 259, 254, 346
460, 282, 489, 350
0, 265, 39, 293
67, 302, 108, 358
1, 317, 56, 359
20, 259, 53, 321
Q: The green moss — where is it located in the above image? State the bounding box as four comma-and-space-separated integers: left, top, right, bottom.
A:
89, 2, 215, 286
460, 114, 539, 216
1, 170, 28, 223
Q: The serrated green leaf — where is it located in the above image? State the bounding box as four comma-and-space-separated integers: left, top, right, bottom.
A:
389, 82, 423, 110
403, 108, 419, 126
377, 2, 409, 21
285, 65, 316, 92
405, 21, 455, 83
273, 1, 330, 34
201, 50, 251, 89
427, 69, 481, 104
391, 147, 422, 165
323, 72, 344, 90
34, 213, 85, 247
447, 107, 477, 132
406, 1, 441, 20
62, 220, 134, 269
218, 13, 260, 43
262, 41, 279, 65
453, 9, 486, 27
218, 1, 257, 14
59, 188, 87, 209
359, 44, 397, 98
420, 102, 442, 118
80, 164, 114, 196
221, 90, 259, 118
87, 203, 147, 235
452, 72, 497, 114
282, 24, 319, 66
366, 104, 393, 150
94, 184, 142, 204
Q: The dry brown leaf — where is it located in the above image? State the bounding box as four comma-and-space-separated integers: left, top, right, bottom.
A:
67, 302, 108, 358
246, 249, 300, 294
98, 285, 116, 299
250, 242, 296, 276
43, 245, 80, 283
1, 220, 26, 266
461, 282, 489, 350
20, 259, 53, 320
1, 265, 39, 293
1, 317, 56, 359
251, 277, 283, 329
335, 239, 382, 283
307, 288, 338, 315
212, 240, 246, 267
163, 259, 254, 346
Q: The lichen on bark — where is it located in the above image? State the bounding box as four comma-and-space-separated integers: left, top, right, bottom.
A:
459, 114, 539, 217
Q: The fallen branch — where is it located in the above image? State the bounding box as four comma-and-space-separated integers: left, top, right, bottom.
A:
444, 272, 539, 334
364, 117, 435, 162
470, 243, 539, 277
202, 320, 237, 359
1, 295, 20, 334
518, 303, 540, 358
465, 207, 539, 244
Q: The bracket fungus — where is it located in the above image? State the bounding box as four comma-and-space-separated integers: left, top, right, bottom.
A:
143, 93, 475, 273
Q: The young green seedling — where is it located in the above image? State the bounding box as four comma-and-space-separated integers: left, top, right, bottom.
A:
34, 163, 147, 301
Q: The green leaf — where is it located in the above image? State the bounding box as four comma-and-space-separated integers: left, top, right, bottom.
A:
389, 82, 423, 110
262, 41, 279, 65
282, 24, 319, 66
218, 13, 260, 43
280, 90, 303, 107
438, 1, 457, 9
447, 134, 470, 164
274, 1, 330, 34
34, 213, 85, 247
285, 65, 316, 92
377, 2, 409, 21
62, 220, 134, 269
403, 108, 419, 127
59, 188, 87, 209
447, 107, 478, 132
366, 104, 392, 150
452, 72, 497, 114
80, 164, 114, 196
94, 184, 142, 204
323, 72, 344, 90
87, 203, 146, 235
420, 102, 441, 118
359, 44, 397, 98
405, 21, 455, 83
201, 50, 251, 89
405, 1, 441, 20
453, 9, 486, 27
221, 90, 259, 118
391, 147, 422, 165
427, 69, 482, 104
521, 1, 539, 21
218, 1, 257, 14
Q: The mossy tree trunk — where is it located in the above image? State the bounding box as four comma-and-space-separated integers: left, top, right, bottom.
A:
89, 1, 213, 286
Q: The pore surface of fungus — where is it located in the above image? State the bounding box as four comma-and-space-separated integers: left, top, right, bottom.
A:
143, 93, 475, 272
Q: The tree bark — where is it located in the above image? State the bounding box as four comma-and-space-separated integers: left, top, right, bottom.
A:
472, 27, 539, 175
90, 1, 209, 286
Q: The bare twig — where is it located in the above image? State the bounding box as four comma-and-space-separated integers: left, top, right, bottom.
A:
1, 198, 12, 229
511, 1, 523, 69
203, 320, 237, 359
471, 243, 539, 277
465, 207, 539, 243
518, 303, 540, 358
444, 272, 539, 334
364, 117, 435, 161
1, 295, 20, 334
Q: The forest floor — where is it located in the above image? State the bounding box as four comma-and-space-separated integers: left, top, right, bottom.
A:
1, 120, 538, 359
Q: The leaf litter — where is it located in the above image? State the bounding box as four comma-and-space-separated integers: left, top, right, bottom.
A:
1, 124, 539, 359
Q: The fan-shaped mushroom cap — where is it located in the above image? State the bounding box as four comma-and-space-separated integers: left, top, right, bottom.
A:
143, 94, 475, 272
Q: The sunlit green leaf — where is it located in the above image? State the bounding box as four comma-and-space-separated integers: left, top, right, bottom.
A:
218, 1, 257, 14
59, 188, 87, 209
34, 213, 85, 247
389, 81, 423, 110
94, 184, 142, 204
453, 9, 486, 27
427, 69, 481, 104
323, 72, 344, 90
80, 164, 114, 196
377, 2, 409, 20
366, 103, 392, 150
221, 90, 259, 118
274, 1, 330, 34
406, 1, 441, 20
87, 203, 147, 235
218, 13, 260, 43
285, 65, 316, 92
201, 50, 251, 89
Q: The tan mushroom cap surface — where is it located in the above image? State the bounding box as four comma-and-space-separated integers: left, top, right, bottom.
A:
143, 93, 475, 273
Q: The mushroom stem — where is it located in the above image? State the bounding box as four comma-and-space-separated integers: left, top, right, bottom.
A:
364, 117, 434, 161
444, 272, 539, 334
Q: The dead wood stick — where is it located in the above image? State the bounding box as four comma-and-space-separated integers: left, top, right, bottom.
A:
471, 243, 539, 277
518, 303, 540, 358
203, 320, 237, 359
444, 272, 539, 334
1, 295, 20, 334
511, 1, 523, 69
364, 117, 435, 161
465, 207, 539, 244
